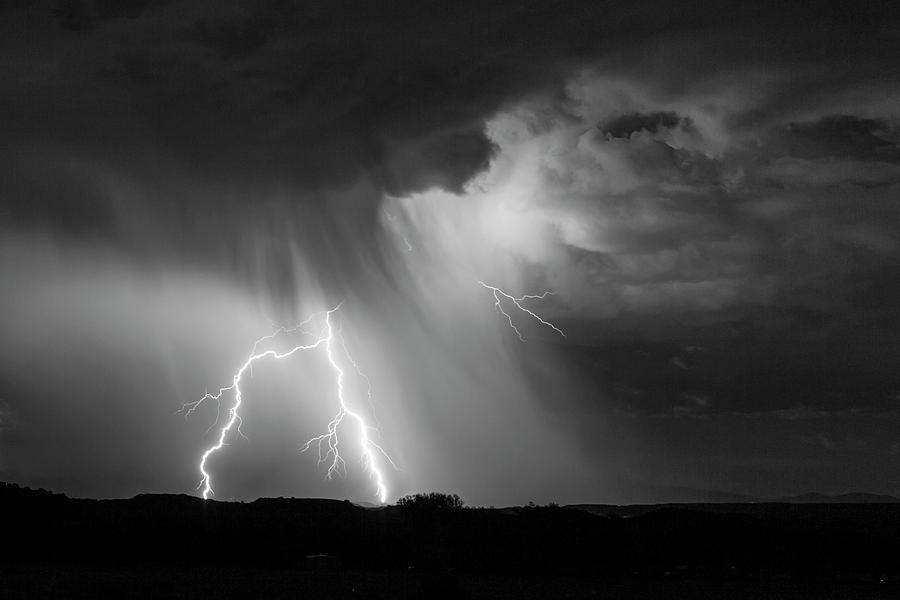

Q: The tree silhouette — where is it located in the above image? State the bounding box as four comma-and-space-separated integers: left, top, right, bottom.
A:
395, 492, 465, 510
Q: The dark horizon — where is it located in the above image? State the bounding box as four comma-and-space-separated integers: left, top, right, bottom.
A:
2, 1, 900, 506
3, 481, 900, 599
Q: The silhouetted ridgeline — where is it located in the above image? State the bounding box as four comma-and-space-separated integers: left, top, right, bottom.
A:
2, 483, 900, 598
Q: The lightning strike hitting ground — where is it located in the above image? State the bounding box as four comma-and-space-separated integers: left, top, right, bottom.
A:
478, 281, 566, 341
179, 305, 394, 503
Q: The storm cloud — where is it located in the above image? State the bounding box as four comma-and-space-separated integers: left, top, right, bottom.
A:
1, 0, 899, 502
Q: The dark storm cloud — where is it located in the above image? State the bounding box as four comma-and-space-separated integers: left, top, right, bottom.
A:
5, 0, 573, 203
53, 0, 166, 30
774, 116, 900, 163
599, 112, 682, 138
1, 0, 893, 208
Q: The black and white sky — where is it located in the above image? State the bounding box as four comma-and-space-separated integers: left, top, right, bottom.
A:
1, 0, 899, 504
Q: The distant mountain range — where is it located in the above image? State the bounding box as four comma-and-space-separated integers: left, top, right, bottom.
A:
566, 490, 900, 518
586, 483, 900, 505
773, 492, 900, 503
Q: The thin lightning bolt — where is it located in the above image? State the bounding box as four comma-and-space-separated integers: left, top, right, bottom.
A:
478, 281, 566, 341
384, 211, 413, 251
179, 305, 394, 503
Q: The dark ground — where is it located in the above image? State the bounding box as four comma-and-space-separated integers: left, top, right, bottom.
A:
2, 483, 899, 599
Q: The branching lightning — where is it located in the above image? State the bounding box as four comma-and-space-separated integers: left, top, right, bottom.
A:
179, 305, 394, 503
478, 281, 566, 341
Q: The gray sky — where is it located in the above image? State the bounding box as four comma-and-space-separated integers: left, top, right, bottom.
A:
1, 0, 899, 504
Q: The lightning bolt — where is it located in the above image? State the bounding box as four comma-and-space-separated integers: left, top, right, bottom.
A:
478, 281, 566, 341
179, 305, 394, 503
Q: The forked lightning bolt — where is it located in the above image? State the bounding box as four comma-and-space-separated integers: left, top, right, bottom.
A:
478, 281, 566, 341
179, 305, 394, 502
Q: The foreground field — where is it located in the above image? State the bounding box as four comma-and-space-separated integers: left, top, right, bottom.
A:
2, 483, 898, 598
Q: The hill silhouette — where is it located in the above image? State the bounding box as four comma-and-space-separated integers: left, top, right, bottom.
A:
2, 482, 899, 599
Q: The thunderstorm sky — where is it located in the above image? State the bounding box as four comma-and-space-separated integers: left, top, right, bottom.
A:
1, 0, 900, 504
